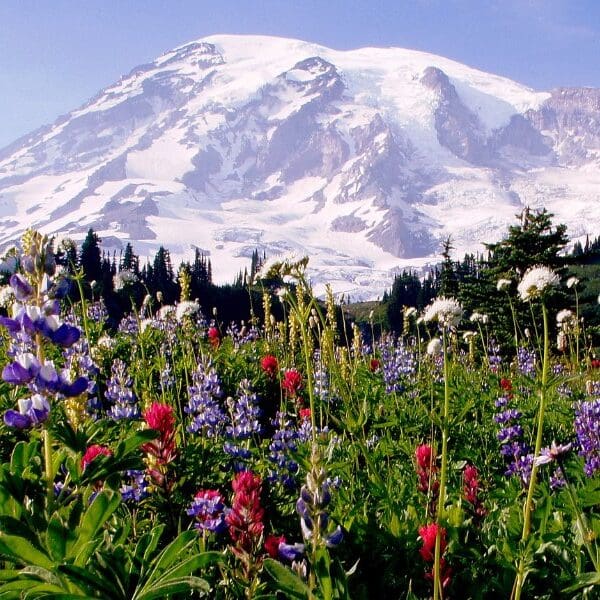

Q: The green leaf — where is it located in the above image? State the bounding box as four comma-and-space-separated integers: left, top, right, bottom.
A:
263, 558, 311, 600
563, 572, 600, 593
137, 529, 197, 588
58, 564, 124, 599
133, 577, 210, 600
46, 516, 70, 562
152, 551, 223, 585
0, 534, 54, 570
70, 491, 120, 565
314, 547, 333, 600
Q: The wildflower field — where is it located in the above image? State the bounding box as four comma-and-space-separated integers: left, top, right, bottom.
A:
0, 229, 599, 599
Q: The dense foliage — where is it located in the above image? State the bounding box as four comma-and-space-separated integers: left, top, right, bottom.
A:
0, 219, 598, 599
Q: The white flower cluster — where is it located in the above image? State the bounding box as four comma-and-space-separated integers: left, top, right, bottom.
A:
175, 300, 200, 321
496, 278, 511, 291
566, 277, 579, 289
423, 297, 463, 328
0, 285, 15, 309
556, 309, 577, 332
113, 269, 138, 291
517, 266, 559, 301
427, 337, 442, 356
470, 312, 489, 324
158, 305, 176, 320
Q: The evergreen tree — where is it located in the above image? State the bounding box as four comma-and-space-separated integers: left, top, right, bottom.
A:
438, 238, 459, 297
79, 229, 103, 283
151, 246, 178, 304
121, 242, 139, 274
462, 208, 569, 349
386, 270, 423, 334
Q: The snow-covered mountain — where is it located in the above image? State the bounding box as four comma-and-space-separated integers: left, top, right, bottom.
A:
1, 34, 599, 299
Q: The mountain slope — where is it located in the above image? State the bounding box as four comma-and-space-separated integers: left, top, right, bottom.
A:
1, 34, 599, 298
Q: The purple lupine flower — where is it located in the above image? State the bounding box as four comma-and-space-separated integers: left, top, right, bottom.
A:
278, 542, 305, 561
106, 359, 140, 420
494, 409, 522, 424
495, 394, 532, 486
378, 334, 417, 393
573, 398, 600, 477
187, 489, 229, 534
225, 379, 262, 440
9, 274, 33, 301
186, 360, 225, 437
268, 412, 300, 488
488, 339, 502, 371
87, 300, 108, 322
118, 314, 139, 335
4, 394, 50, 429
120, 470, 150, 502
550, 468, 567, 490
2, 353, 40, 384
296, 469, 344, 549
517, 347, 537, 376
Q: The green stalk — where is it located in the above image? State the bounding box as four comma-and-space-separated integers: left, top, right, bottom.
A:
513, 301, 550, 600
43, 426, 54, 508
433, 327, 450, 600
574, 287, 580, 369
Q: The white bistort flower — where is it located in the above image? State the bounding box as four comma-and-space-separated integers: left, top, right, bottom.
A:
423, 297, 463, 328
462, 331, 477, 341
175, 300, 200, 321
517, 266, 559, 301
404, 306, 418, 318
566, 277, 579, 289
496, 278, 511, 291
427, 338, 442, 356
158, 305, 176, 319
470, 312, 489, 324
556, 309, 574, 324
113, 269, 138, 291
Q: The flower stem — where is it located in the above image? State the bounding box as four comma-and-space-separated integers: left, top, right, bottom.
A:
513, 301, 550, 600
433, 327, 450, 600
43, 426, 54, 508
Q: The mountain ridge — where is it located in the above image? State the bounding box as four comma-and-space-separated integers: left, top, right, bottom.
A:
0, 34, 598, 299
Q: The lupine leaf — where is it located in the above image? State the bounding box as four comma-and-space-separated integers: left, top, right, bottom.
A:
263, 558, 311, 600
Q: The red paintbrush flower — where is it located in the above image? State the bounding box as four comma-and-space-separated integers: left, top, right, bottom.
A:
207, 326, 220, 348
226, 471, 265, 554
282, 368, 303, 397
81, 444, 112, 470
261, 354, 279, 378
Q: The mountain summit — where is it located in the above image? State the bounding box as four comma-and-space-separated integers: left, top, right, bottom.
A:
1, 34, 599, 298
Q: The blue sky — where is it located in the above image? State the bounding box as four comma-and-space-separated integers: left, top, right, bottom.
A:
1, 0, 598, 149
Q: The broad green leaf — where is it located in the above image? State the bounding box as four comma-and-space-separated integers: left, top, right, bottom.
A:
134, 576, 210, 600
314, 547, 333, 600
263, 558, 311, 600
58, 564, 124, 599
139, 525, 166, 570
70, 491, 120, 565
0, 535, 54, 570
151, 551, 224, 585
46, 516, 70, 562
138, 529, 196, 588
563, 572, 600, 593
